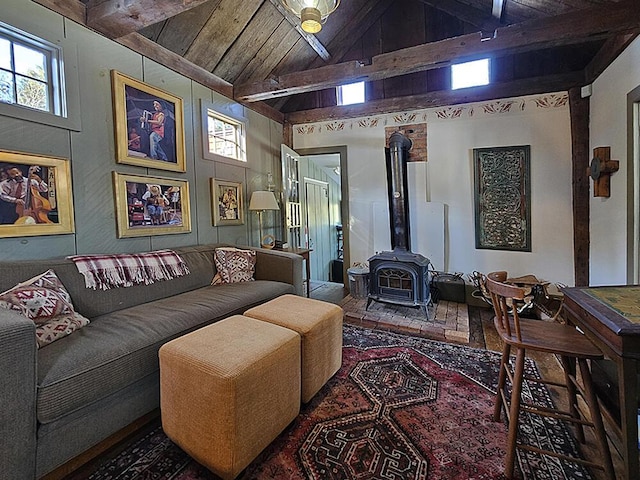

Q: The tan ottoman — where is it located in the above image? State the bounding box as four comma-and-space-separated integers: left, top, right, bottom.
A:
244, 294, 343, 403
159, 315, 301, 480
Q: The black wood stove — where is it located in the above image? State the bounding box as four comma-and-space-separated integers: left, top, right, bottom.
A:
367, 132, 432, 316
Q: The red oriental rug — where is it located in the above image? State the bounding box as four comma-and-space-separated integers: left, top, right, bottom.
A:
82, 325, 590, 480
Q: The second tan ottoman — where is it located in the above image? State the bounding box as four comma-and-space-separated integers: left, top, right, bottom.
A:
159, 315, 301, 480
244, 294, 343, 403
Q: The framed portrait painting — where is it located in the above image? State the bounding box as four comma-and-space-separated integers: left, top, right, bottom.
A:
473, 145, 531, 251
211, 178, 244, 226
111, 70, 186, 172
113, 172, 191, 238
0, 150, 75, 237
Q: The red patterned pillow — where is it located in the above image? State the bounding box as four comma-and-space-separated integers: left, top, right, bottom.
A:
0, 269, 90, 348
211, 247, 256, 285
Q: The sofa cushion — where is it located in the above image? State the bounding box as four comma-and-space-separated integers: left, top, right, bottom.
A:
0, 269, 90, 347
211, 247, 256, 285
35, 280, 294, 424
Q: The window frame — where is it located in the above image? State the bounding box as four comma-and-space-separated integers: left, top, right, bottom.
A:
0, 22, 65, 116
336, 81, 365, 106
201, 100, 247, 164
451, 58, 491, 90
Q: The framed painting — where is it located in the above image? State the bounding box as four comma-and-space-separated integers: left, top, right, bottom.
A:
113, 172, 191, 238
211, 178, 244, 226
0, 150, 75, 237
111, 70, 186, 172
473, 145, 531, 251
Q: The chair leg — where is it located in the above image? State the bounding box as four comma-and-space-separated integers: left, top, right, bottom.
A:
494, 343, 511, 422
560, 355, 585, 443
505, 347, 526, 479
578, 359, 616, 480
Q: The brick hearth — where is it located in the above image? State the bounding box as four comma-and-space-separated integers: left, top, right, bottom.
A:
340, 295, 470, 343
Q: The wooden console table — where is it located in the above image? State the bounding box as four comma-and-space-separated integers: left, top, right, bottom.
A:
561, 285, 640, 479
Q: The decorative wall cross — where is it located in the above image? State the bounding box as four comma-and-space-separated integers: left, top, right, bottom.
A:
587, 146, 619, 198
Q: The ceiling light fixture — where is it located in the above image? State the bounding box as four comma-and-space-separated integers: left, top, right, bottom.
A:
280, 0, 341, 34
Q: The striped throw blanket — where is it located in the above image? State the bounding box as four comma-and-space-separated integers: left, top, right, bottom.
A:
67, 250, 190, 290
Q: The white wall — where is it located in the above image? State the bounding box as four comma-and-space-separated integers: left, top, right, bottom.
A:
294, 95, 576, 286
590, 36, 640, 285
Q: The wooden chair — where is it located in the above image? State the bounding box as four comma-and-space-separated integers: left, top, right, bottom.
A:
485, 271, 615, 479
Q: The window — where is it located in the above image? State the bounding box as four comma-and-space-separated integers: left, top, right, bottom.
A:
337, 81, 365, 106
451, 58, 490, 90
0, 22, 65, 116
205, 109, 246, 162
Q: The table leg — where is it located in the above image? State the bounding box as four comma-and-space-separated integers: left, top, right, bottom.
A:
617, 357, 639, 479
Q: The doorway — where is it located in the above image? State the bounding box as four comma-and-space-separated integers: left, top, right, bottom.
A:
305, 178, 331, 281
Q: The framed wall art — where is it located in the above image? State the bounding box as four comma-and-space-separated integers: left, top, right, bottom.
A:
0, 150, 75, 237
113, 172, 191, 238
473, 145, 531, 251
111, 70, 186, 172
211, 178, 244, 226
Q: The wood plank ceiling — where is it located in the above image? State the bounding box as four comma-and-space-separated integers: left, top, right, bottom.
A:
63, 0, 640, 123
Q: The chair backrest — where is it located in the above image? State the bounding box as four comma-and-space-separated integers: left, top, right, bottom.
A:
486, 271, 527, 341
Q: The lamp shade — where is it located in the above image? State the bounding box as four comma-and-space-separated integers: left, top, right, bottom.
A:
249, 191, 280, 211
281, 0, 340, 33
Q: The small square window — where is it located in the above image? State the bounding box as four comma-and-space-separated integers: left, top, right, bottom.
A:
337, 81, 365, 106
205, 109, 246, 162
0, 22, 64, 116
451, 59, 490, 90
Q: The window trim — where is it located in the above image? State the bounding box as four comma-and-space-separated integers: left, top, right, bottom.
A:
0, 18, 80, 131
200, 100, 248, 164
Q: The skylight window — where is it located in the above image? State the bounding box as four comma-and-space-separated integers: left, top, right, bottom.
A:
337, 81, 364, 106
451, 59, 490, 90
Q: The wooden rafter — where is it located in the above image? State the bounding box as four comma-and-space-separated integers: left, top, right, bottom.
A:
492, 0, 506, 21
415, 0, 502, 35
235, 0, 639, 102
585, 32, 640, 83
85, 0, 211, 39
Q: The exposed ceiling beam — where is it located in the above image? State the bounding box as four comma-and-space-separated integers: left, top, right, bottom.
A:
267, 0, 331, 61
285, 71, 584, 125
415, 0, 502, 35
86, 0, 210, 39
585, 31, 640, 83
235, 0, 639, 103
492, 0, 506, 21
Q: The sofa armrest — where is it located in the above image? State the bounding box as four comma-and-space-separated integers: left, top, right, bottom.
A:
253, 248, 304, 296
0, 309, 37, 479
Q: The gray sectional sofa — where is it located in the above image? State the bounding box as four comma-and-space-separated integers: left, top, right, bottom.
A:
0, 244, 303, 479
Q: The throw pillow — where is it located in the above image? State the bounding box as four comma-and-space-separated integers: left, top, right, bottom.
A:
0, 269, 90, 348
211, 247, 256, 285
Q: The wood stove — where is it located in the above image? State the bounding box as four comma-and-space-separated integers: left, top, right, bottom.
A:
367, 132, 432, 316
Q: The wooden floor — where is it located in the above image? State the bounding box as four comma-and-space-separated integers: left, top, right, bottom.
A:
309, 280, 625, 480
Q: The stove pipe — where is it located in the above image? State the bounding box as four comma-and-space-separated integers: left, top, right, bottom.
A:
386, 132, 412, 251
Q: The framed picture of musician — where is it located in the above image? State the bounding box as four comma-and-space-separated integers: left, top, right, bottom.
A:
211, 178, 244, 226
0, 150, 75, 238
111, 70, 186, 172
112, 172, 191, 238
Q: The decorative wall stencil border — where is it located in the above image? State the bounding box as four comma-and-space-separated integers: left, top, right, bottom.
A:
533, 93, 569, 109
293, 92, 569, 135
357, 117, 380, 128
481, 99, 525, 115
434, 106, 472, 119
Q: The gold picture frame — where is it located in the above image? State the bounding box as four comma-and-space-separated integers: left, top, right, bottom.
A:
211, 178, 244, 226
113, 172, 191, 238
111, 70, 186, 172
0, 150, 75, 237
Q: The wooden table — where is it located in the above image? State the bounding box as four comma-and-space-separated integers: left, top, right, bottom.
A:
278, 247, 312, 297
561, 285, 640, 479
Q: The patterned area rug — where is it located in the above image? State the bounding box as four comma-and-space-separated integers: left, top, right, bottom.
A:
83, 325, 590, 480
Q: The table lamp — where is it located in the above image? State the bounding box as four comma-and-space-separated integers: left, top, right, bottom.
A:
249, 190, 280, 248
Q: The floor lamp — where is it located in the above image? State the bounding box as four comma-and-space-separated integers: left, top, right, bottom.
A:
249, 190, 280, 248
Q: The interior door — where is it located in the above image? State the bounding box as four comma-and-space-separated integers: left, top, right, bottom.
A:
281, 145, 302, 248
305, 178, 331, 281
